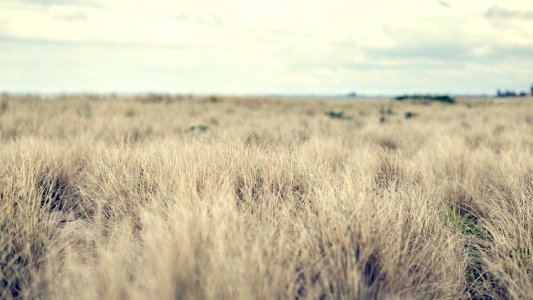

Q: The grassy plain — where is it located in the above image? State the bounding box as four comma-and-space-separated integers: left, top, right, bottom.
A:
0, 94, 532, 299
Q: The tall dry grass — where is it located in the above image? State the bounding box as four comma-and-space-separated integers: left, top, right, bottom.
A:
0, 94, 531, 299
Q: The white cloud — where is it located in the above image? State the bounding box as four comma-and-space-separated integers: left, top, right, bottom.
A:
0, 0, 532, 94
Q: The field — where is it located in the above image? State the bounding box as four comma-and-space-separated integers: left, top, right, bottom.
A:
0, 94, 532, 299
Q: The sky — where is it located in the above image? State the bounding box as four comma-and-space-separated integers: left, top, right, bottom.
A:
0, 0, 532, 95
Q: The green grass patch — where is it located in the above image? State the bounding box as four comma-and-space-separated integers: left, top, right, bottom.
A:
325, 111, 352, 120
187, 125, 209, 133
445, 207, 501, 298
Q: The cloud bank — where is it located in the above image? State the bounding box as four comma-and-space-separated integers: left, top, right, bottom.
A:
0, 0, 532, 94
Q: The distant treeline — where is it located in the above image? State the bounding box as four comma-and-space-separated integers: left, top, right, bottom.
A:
496, 90, 528, 98
395, 94, 455, 104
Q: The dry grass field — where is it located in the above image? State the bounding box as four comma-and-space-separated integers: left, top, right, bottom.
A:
0, 94, 532, 299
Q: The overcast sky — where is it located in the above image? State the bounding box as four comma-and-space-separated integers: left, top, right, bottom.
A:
0, 0, 532, 95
